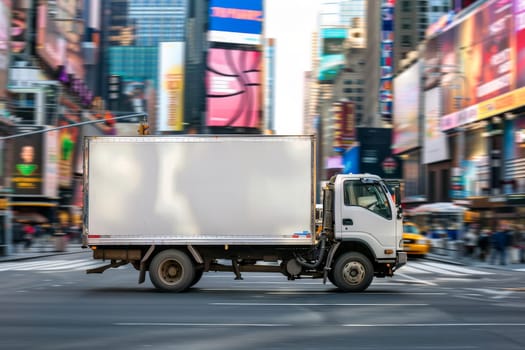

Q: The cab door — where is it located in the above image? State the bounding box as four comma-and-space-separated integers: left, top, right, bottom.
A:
337, 179, 397, 255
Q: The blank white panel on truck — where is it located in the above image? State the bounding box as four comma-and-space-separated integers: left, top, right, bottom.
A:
84, 135, 315, 245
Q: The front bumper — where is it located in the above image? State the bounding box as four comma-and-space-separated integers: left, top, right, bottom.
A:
395, 251, 407, 270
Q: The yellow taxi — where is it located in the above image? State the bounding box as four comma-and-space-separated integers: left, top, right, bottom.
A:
402, 222, 431, 257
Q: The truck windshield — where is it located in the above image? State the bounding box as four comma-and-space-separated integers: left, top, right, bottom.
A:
343, 180, 392, 219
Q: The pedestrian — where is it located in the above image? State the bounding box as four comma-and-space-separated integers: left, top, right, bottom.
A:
490, 221, 512, 265
22, 223, 36, 249
464, 223, 478, 258
477, 228, 490, 261
516, 225, 525, 263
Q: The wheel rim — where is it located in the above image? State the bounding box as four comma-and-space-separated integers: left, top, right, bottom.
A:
342, 261, 366, 285
158, 259, 183, 285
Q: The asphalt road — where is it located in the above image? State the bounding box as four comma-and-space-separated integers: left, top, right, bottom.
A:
1, 252, 525, 350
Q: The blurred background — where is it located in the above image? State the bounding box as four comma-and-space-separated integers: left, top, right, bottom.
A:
0, 0, 524, 257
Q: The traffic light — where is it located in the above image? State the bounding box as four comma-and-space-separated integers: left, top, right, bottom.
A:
138, 121, 150, 135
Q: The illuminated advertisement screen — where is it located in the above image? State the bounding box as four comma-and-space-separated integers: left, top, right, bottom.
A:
392, 62, 420, 154
12, 126, 45, 195
11, 0, 27, 54
58, 114, 80, 188
318, 28, 346, 83
208, 0, 263, 45
57, 0, 85, 79
158, 42, 185, 132
423, 87, 449, 164
36, 3, 66, 70
341, 101, 356, 147
206, 48, 261, 128
0, 0, 9, 100
380, 1, 394, 117
515, 0, 525, 87
436, 0, 525, 130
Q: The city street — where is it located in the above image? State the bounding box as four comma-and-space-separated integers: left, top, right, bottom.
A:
1, 251, 525, 350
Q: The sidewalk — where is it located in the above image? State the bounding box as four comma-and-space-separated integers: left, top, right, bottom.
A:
0, 237, 87, 262
425, 251, 525, 271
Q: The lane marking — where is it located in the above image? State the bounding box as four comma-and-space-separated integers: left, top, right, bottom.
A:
342, 323, 525, 327
114, 322, 525, 328
210, 302, 429, 306
114, 323, 290, 327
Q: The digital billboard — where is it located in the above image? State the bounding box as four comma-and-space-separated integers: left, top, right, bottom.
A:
392, 62, 420, 154
11, 126, 45, 195
206, 48, 261, 128
436, 0, 525, 130
158, 42, 185, 132
208, 0, 263, 45
318, 28, 346, 83
423, 87, 449, 164
58, 114, 80, 188
0, 0, 9, 100
36, 3, 65, 70
11, 0, 28, 55
57, 0, 85, 79
379, 0, 394, 117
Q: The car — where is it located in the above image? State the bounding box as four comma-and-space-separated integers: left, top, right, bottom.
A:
403, 222, 431, 258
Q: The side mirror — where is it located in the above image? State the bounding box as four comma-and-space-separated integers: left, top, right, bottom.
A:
394, 187, 401, 207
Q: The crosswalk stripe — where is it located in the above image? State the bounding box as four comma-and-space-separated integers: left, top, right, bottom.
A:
419, 261, 493, 275
406, 262, 464, 276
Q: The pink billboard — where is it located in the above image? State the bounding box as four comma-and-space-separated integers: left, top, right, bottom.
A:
206, 48, 261, 128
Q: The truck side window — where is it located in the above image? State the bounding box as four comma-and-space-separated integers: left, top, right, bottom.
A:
344, 180, 392, 219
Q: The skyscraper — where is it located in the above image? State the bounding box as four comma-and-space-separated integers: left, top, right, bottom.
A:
103, 0, 187, 126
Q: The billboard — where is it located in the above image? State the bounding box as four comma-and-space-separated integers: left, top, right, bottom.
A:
158, 42, 185, 132
58, 114, 80, 188
332, 100, 356, 152
11, 0, 28, 55
379, 0, 394, 117
208, 0, 263, 45
57, 0, 85, 79
435, 0, 525, 130
392, 62, 420, 154
318, 28, 347, 82
0, 0, 9, 100
206, 48, 261, 128
36, 3, 66, 71
11, 126, 45, 195
423, 87, 449, 164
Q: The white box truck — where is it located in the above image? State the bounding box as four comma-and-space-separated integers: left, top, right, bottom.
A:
83, 135, 406, 292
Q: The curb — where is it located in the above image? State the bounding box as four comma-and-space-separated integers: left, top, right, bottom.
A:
0, 248, 88, 263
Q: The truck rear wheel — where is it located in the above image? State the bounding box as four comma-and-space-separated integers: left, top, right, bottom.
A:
332, 252, 373, 292
149, 250, 195, 292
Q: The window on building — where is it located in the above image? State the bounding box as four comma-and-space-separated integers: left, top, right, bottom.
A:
401, 35, 412, 47
402, 1, 411, 11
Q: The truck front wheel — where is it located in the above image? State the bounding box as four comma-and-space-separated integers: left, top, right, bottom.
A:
332, 252, 373, 292
149, 249, 195, 292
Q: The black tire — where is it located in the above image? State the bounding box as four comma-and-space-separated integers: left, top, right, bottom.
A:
190, 268, 204, 287
149, 249, 195, 292
332, 252, 374, 292
327, 269, 336, 285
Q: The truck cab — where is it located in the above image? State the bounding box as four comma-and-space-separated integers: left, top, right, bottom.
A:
333, 174, 404, 261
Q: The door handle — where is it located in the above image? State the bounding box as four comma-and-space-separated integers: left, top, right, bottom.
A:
343, 218, 353, 225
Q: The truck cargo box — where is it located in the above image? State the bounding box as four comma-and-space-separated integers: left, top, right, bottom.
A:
84, 135, 315, 246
